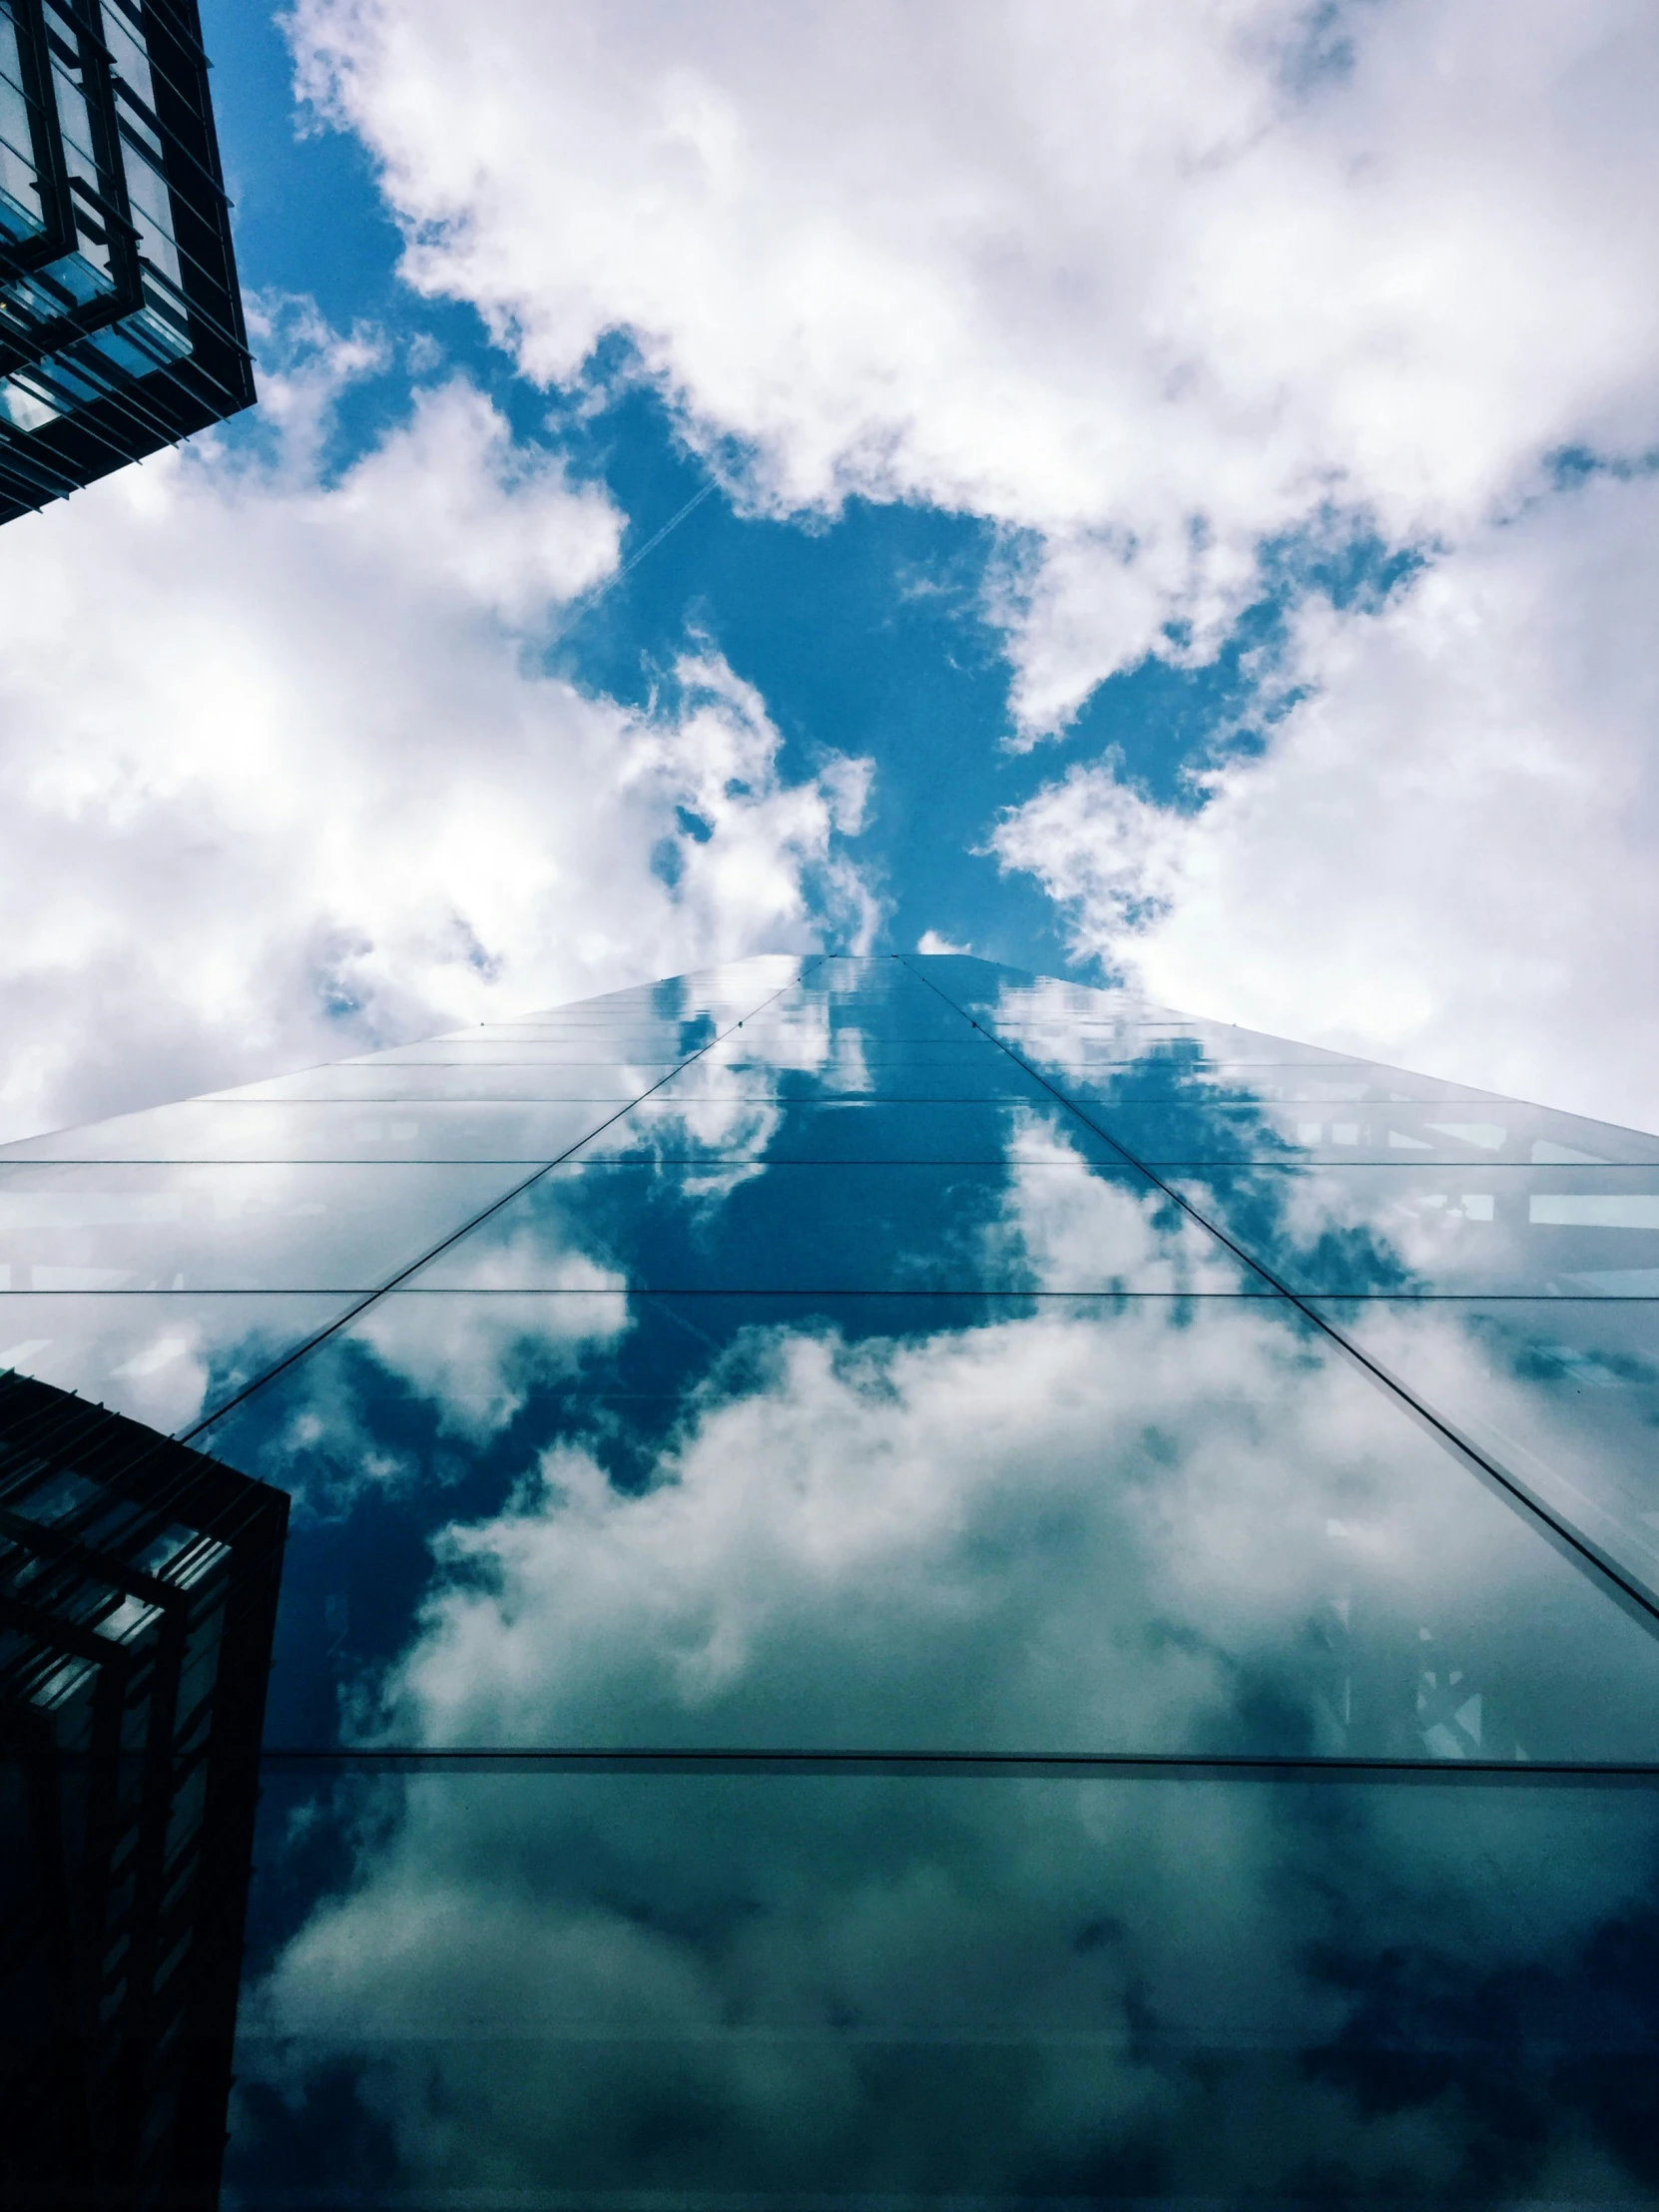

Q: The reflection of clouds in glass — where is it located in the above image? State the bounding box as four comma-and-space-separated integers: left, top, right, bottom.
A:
355, 1280, 628, 1440
696, 1005, 883, 1099
229, 1279, 629, 1508
239, 1767, 1659, 2197
1267, 1166, 1450, 1284
1313, 1298, 1659, 1612
1170, 1162, 1659, 1300
243, 1777, 1270, 2191
611, 1093, 782, 1162
659, 1026, 836, 1105
3, 1311, 210, 1431
724, 997, 834, 1073
977, 975, 1155, 1068
592, 1090, 784, 1218
348, 1303, 1659, 1762
0, 1157, 530, 1288
991, 1121, 1244, 1294
236, 1210, 1659, 2192
0, 1292, 344, 1430
821, 1025, 874, 1096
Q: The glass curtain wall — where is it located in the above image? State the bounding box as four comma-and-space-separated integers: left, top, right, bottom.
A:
4, 952, 1659, 2204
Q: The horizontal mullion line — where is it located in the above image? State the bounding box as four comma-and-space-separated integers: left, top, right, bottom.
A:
3, 1160, 1402, 1178
154, 1092, 1045, 1104
0, 1286, 1286, 1300
249, 1746, 1659, 1786
0, 1287, 1284, 1300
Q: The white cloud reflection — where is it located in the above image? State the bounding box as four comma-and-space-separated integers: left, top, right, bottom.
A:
240, 1286, 1659, 2193
222, 970, 1659, 2195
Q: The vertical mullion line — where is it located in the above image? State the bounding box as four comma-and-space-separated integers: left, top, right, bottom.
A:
898, 956, 1659, 1636
176, 958, 826, 1445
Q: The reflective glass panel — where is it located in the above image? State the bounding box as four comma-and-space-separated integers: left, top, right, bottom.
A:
212, 1062, 681, 1101
10, 952, 1659, 2212
0, 1288, 350, 1429
402, 1160, 1259, 1293
1060, 1063, 1505, 1105
0, 1097, 623, 1163
1309, 1296, 1659, 1611
346, 1035, 731, 1064
655, 1047, 1056, 1102
581, 1096, 1126, 1163
1071, 1097, 1659, 1166
229, 1767, 1659, 2207
194, 1288, 1659, 1763
0, 1160, 537, 1289
1170, 1163, 1659, 1297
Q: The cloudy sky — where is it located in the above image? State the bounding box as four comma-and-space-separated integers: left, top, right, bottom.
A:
2, 0, 1656, 1141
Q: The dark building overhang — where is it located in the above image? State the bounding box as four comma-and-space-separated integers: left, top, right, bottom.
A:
0, 1369, 287, 2212
0, 0, 255, 525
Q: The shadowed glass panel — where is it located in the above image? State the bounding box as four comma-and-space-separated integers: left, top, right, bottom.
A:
227, 1767, 1659, 2206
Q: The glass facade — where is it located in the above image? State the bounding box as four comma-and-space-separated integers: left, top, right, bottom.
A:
4, 951, 1659, 2204
0, 0, 253, 522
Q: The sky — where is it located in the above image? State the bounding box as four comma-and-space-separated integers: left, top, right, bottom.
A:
1, 0, 1657, 1141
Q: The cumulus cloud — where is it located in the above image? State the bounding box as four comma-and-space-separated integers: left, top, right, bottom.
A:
0, 306, 876, 1143
290, 0, 1659, 728
996, 466, 1659, 1128
275, 0, 1659, 1128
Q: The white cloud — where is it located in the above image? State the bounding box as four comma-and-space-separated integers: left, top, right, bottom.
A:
290, 0, 1659, 732
278, 0, 1659, 1126
0, 307, 876, 1144
996, 466, 1659, 1130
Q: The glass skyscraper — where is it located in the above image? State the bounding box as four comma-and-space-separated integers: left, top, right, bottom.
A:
3, 950, 1659, 2204
0, 0, 253, 523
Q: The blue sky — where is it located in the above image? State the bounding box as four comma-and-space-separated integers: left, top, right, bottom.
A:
197, 0, 1299, 972
2, 1, 1658, 1143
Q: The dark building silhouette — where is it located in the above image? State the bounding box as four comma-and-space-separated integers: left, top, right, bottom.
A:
0, 1370, 286, 2211
0, 0, 254, 523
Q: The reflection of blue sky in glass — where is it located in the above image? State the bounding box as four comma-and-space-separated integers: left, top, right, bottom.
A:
11, 955, 1659, 2195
